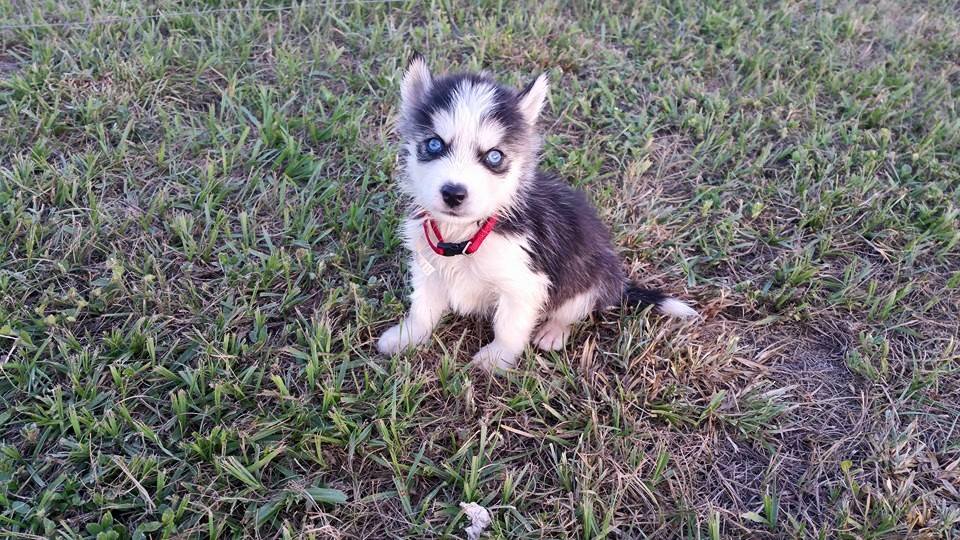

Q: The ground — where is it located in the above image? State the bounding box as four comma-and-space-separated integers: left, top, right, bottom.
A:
1, 1, 959, 538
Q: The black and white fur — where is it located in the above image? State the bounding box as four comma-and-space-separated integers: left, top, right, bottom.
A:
378, 56, 696, 371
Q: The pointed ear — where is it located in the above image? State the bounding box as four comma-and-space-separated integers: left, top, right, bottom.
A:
516, 73, 549, 125
401, 53, 432, 111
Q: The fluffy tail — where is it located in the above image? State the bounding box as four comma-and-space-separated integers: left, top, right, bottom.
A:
623, 285, 698, 319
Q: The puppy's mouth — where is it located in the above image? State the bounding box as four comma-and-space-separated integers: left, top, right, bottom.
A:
430, 208, 484, 224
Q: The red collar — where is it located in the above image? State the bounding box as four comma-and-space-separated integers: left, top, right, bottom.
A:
420, 214, 498, 256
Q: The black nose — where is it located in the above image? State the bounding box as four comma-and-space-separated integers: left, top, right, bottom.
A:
440, 183, 467, 208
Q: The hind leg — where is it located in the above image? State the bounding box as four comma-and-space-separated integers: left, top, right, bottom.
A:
534, 289, 597, 351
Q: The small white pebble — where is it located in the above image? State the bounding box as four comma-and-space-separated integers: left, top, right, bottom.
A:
459, 502, 491, 540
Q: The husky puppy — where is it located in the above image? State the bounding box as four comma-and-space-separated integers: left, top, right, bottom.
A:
378, 56, 696, 371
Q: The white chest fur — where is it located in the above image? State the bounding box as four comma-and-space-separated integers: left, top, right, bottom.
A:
402, 217, 550, 316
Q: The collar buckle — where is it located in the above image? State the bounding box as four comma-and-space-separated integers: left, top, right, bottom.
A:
437, 240, 471, 256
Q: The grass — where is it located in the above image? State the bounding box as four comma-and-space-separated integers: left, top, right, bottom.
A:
1, 0, 958, 537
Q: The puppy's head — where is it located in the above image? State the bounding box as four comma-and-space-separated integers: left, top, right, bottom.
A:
396, 55, 548, 224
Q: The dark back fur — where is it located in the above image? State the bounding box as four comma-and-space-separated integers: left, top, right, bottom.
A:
497, 171, 626, 310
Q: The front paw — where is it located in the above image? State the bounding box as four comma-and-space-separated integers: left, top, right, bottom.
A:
471, 342, 520, 372
377, 323, 421, 355
533, 322, 570, 351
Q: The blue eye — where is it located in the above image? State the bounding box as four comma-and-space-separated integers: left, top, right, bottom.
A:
484, 149, 503, 167
426, 137, 444, 154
